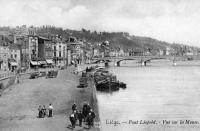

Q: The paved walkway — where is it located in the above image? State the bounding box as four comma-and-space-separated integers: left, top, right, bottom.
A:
0, 67, 99, 131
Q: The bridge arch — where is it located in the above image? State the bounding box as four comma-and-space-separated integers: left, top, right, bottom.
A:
142, 57, 173, 66
116, 58, 138, 66
143, 57, 171, 63
92, 59, 111, 64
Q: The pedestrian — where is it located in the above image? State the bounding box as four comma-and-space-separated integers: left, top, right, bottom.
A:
86, 113, 93, 129
42, 105, 47, 117
69, 113, 76, 129
90, 109, 95, 126
77, 111, 84, 127
16, 74, 20, 83
72, 103, 77, 112
82, 102, 88, 121
86, 103, 91, 117
73, 110, 78, 125
48, 104, 53, 117
38, 105, 42, 118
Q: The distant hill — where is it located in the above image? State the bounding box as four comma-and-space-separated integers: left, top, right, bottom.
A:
59, 29, 175, 51
62, 29, 200, 54
0, 25, 199, 55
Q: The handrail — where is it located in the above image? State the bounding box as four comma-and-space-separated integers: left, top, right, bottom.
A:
0, 72, 16, 80
0, 70, 40, 81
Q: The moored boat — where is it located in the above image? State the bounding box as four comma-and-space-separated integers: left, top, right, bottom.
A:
95, 80, 120, 91
119, 82, 126, 89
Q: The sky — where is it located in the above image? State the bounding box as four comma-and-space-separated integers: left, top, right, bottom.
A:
0, 0, 200, 46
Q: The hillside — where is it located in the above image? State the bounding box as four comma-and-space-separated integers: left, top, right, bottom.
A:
0, 26, 199, 54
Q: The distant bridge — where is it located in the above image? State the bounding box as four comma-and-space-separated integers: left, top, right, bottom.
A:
92, 55, 200, 66
115, 56, 173, 66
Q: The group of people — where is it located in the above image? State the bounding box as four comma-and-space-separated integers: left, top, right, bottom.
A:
38, 104, 54, 118
69, 102, 96, 129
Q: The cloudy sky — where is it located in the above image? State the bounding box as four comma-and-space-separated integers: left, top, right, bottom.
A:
0, 0, 200, 46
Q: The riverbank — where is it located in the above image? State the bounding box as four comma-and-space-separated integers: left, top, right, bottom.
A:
0, 66, 100, 131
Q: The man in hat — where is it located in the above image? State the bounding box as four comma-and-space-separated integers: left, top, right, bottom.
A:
72, 103, 77, 112
90, 109, 95, 126
42, 105, 47, 117
69, 113, 76, 129
77, 110, 84, 127
48, 104, 53, 117
82, 102, 88, 121
86, 113, 93, 129
38, 105, 42, 118
86, 103, 91, 117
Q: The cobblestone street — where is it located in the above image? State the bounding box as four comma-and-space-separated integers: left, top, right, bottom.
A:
0, 67, 99, 131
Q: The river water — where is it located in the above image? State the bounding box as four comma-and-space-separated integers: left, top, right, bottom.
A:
97, 60, 200, 131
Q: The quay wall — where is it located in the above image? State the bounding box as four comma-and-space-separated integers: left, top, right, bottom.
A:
90, 78, 101, 130
0, 75, 16, 96
0, 71, 38, 96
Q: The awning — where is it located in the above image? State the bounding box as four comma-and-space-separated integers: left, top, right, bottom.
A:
39, 61, 47, 65
30, 61, 40, 66
46, 59, 53, 64
9, 62, 17, 66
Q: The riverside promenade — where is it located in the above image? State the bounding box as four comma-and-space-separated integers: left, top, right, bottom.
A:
0, 66, 100, 131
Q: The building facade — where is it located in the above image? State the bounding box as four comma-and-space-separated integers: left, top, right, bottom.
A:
0, 46, 10, 71
28, 35, 38, 61
14, 26, 37, 68
37, 36, 54, 66
9, 45, 20, 71
53, 36, 67, 67
67, 36, 84, 65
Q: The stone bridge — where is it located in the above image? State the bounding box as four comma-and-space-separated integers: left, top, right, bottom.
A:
92, 55, 200, 66
115, 56, 173, 66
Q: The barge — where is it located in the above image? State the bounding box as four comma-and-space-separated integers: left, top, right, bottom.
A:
94, 68, 126, 92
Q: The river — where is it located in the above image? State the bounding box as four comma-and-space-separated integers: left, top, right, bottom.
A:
97, 60, 200, 131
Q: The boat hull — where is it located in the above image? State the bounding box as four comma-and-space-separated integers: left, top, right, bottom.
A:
96, 81, 119, 91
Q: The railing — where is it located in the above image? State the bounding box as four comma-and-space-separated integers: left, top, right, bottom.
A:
92, 55, 200, 61
0, 69, 37, 81
0, 72, 16, 80
0, 67, 60, 81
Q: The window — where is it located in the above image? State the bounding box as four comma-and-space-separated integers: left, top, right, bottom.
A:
63, 51, 65, 57
54, 52, 56, 57
11, 54, 13, 58
14, 54, 17, 58
59, 51, 61, 57
59, 45, 61, 51
54, 46, 56, 51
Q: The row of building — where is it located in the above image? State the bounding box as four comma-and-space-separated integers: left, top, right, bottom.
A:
0, 25, 199, 71
0, 27, 85, 71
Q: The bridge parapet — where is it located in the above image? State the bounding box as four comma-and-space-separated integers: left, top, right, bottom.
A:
92, 55, 200, 66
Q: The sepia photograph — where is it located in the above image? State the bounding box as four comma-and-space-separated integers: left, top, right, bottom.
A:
1, 0, 200, 131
